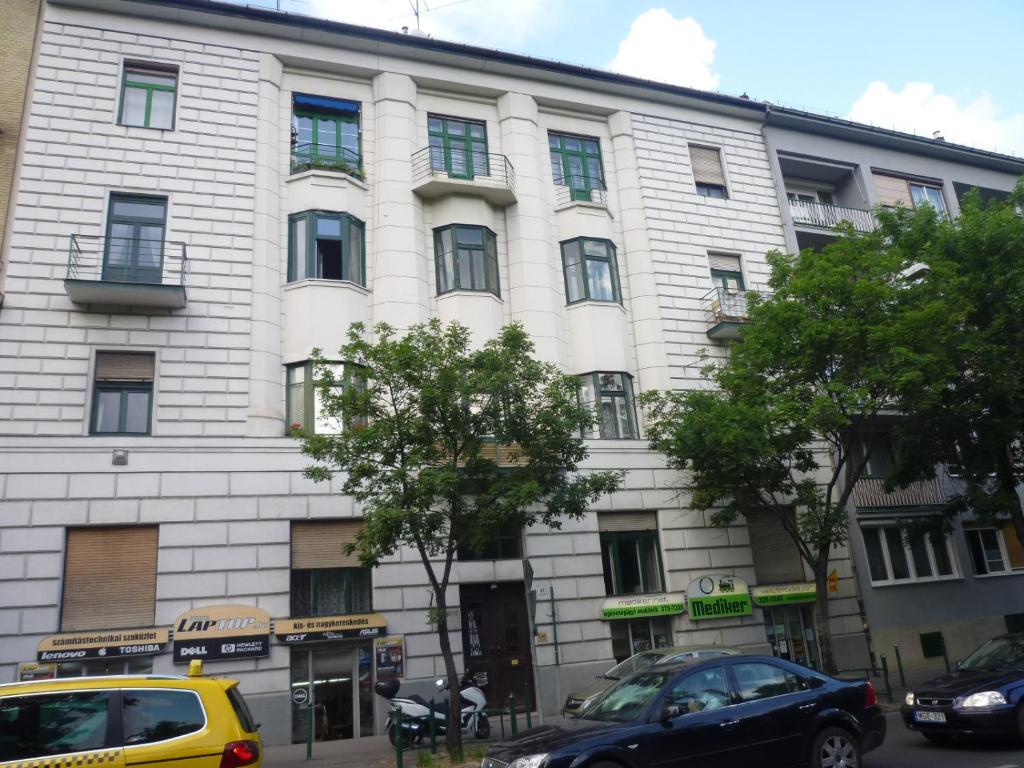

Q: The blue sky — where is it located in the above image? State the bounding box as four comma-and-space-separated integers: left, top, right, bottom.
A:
247, 0, 1024, 155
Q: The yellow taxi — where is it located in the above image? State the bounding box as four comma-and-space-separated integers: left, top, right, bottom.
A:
0, 661, 261, 768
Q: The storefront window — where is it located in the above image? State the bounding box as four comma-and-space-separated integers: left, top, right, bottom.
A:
57, 657, 153, 678
290, 646, 372, 743
763, 605, 820, 670
610, 617, 672, 663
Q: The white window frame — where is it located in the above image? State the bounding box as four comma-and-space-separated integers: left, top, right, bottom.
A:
965, 526, 1024, 578
908, 182, 948, 214
860, 520, 960, 587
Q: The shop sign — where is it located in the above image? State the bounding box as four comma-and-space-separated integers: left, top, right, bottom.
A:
686, 574, 752, 621
828, 570, 840, 593
600, 593, 686, 620
374, 635, 404, 680
752, 583, 817, 607
19, 662, 57, 681
37, 628, 170, 662
275, 613, 388, 643
172, 604, 270, 664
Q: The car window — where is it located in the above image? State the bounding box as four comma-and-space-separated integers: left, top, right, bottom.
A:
227, 687, 258, 733
582, 670, 674, 722
0, 691, 111, 761
960, 637, 1024, 672
666, 666, 731, 714
733, 662, 808, 702
122, 690, 205, 745
606, 651, 662, 679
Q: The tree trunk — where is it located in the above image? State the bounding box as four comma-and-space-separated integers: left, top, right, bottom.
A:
433, 585, 464, 758
813, 564, 838, 675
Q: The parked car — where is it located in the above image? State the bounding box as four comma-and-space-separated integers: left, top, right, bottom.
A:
486, 655, 885, 768
562, 645, 740, 716
901, 632, 1024, 742
0, 661, 262, 768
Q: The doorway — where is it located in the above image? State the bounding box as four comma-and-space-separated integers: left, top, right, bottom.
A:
763, 605, 820, 669
460, 582, 534, 710
290, 644, 374, 743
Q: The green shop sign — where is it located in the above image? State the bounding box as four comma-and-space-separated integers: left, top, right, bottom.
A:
686, 574, 752, 621
601, 593, 686, 620
751, 583, 817, 607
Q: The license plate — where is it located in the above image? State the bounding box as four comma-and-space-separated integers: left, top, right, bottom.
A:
914, 711, 947, 723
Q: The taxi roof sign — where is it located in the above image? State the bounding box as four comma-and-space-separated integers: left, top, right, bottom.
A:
188, 659, 204, 677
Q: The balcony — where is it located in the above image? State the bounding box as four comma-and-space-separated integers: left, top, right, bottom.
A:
853, 477, 946, 509
65, 235, 187, 308
554, 175, 609, 208
411, 147, 516, 206
789, 200, 876, 233
290, 142, 363, 181
702, 286, 757, 340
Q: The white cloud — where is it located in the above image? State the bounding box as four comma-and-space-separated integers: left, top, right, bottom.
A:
848, 81, 1024, 157
607, 8, 719, 91
304, 0, 554, 49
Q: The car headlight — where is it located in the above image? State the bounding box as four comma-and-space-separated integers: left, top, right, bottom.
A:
905, 692, 915, 706
959, 691, 1007, 708
509, 756, 548, 768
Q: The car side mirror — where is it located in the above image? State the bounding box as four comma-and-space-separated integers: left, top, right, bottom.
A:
436, 678, 446, 689
955, 659, 964, 671
659, 704, 681, 723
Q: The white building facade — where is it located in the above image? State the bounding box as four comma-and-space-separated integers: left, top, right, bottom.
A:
0, 0, 869, 744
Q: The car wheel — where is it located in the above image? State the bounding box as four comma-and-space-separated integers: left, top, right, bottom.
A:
387, 724, 413, 749
475, 714, 491, 740
922, 732, 953, 744
811, 727, 860, 768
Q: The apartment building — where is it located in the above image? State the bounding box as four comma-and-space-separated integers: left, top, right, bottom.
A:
761, 109, 1024, 682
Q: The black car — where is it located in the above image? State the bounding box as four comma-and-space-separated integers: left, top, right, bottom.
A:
901, 633, 1024, 742
483, 655, 885, 768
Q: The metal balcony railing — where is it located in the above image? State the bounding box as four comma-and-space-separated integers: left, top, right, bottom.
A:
789, 200, 876, 233
68, 235, 187, 287
702, 286, 754, 328
411, 146, 516, 196
554, 175, 608, 207
290, 142, 364, 180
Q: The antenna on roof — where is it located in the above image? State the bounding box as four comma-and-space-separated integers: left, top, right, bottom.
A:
408, 0, 429, 31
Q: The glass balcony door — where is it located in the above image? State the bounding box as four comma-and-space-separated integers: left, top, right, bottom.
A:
103, 195, 166, 284
428, 115, 488, 180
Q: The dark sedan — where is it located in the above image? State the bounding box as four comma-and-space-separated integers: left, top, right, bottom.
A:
483, 655, 885, 768
901, 633, 1024, 742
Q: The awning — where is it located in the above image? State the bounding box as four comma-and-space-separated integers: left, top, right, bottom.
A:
293, 93, 360, 115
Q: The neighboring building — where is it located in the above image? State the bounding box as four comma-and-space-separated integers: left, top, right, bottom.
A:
762, 109, 1024, 683
0, 0, 44, 306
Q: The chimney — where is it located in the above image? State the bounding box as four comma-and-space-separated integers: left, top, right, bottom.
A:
933, 130, 945, 141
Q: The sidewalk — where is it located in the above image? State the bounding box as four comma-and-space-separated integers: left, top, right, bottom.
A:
264, 736, 394, 768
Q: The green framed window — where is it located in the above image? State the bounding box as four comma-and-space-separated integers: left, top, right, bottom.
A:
434, 224, 499, 296
578, 372, 638, 439
288, 211, 365, 285
457, 525, 523, 561
286, 361, 365, 435
104, 194, 167, 284
90, 352, 155, 435
428, 115, 489, 179
600, 530, 664, 595
291, 94, 362, 177
290, 567, 372, 617
549, 132, 605, 202
119, 64, 177, 130
561, 237, 621, 304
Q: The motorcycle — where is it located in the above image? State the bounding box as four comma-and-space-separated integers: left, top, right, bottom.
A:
376, 670, 490, 746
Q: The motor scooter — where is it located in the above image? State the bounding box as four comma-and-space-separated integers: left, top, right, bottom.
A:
375, 671, 489, 746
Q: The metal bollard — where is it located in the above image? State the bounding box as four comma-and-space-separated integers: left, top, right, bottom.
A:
509, 691, 518, 735
880, 655, 893, 703
394, 706, 403, 768
429, 698, 437, 754
524, 683, 532, 730
893, 644, 907, 689
940, 635, 951, 674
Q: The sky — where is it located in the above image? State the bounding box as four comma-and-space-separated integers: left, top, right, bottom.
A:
243, 0, 1024, 157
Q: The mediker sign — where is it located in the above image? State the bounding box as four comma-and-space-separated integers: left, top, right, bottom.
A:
601, 593, 686, 620
172, 604, 270, 664
686, 574, 752, 621
37, 628, 170, 662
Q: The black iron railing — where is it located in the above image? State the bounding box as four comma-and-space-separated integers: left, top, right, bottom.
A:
290, 142, 364, 180
554, 175, 608, 206
68, 234, 187, 287
701, 286, 758, 328
789, 200, 876, 233
411, 146, 516, 195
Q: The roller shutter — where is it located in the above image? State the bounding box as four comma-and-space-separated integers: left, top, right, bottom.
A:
690, 146, 727, 186
872, 173, 913, 207
291, 520, 364, 569
747, 510, 805, 584
61, 526, 158, 630
597, 511, 658, 532
95, 352, 155, 381
709, 253, 742, 272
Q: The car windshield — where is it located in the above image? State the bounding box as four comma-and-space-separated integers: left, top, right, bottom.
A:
605, 652, 662, 680
960, 637, 1024, 672
581, 670, 672, 722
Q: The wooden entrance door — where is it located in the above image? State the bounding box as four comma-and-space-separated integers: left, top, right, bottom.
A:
460, 582, 534, 710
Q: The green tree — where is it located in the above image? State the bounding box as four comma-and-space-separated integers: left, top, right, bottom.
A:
889, 181, 1024, 547
299, 319, 620, 755
642, 218, 959, 673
